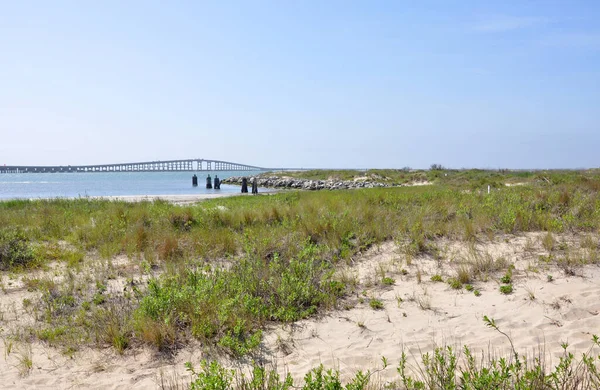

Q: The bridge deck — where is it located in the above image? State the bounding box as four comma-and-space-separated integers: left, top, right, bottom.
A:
0, 159, 268, 173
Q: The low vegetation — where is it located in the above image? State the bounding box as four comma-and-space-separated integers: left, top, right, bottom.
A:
264, 167, 600, 188
184, 317, 600, 389
1, 169, 600, 377
0, 229, 38, 270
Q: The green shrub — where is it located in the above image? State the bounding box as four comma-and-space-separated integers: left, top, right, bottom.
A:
0, 229, 36, 270
136, 244, 345, 355
500, 284, 514, 294
187, 360, 234, 390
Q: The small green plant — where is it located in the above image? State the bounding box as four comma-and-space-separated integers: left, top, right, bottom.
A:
483, 315, 519, 360
218, 329, 262, 357
465, 284, 474, 291
381, 276, 395, 286
473, 289, 481, 296
430, 274, 443, 282
447, 278, 462, 290
186, 360, 234, 389
500, 268, 512, 284
38, 326, 67, 345
112, 333, 129, 355
499, 284, 513, 294
547, 274, 554, 282
92, 293, 106, 305
16, 345, 33, 377
370, 299, 384, 310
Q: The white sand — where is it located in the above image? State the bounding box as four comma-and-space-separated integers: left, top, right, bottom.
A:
263, 238, 600, 384
0, 192, 273, 205
92, 192, 252, 205
1, 233, 599, 388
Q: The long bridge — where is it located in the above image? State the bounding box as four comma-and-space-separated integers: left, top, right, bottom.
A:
0, 159, 269, 173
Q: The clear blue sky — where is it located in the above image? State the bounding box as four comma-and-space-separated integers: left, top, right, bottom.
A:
1, 1, 599, 169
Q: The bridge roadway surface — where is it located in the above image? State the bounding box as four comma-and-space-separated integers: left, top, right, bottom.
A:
0, 159, 283, 173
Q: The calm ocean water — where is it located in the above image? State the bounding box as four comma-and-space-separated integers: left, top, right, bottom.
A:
0, 171, 260, 199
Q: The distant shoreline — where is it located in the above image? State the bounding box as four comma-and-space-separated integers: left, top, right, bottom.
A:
94, 192, 275, 204
0, 191, 276, 205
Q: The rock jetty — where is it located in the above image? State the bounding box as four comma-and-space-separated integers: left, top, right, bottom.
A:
221, 176, 392, 190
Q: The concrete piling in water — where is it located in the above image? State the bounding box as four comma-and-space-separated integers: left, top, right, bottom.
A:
241, 177, 248, 193
192, 174, 198, 187
251, 177, 258, 194
206, 175, 213, 189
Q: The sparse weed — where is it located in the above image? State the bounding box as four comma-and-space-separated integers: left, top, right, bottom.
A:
543, 232, 555, 252
395, 294, 403, 307
430, 274, 443, 282
413, 291, 432, 310
524, 285, 536, 300
16, 344, 33, 377
456, 264, 472, 284
370, 299, 384, 310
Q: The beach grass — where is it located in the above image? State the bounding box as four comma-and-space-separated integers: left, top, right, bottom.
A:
183, 319, 600, 389
1, 170, 600, 361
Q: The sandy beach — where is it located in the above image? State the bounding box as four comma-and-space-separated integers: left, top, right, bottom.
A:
0, 191, 274, 206
2, 233, 599, 388
92, 192, 265, 205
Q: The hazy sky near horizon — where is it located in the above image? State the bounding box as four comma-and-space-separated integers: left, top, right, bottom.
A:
1, 1, 599, 169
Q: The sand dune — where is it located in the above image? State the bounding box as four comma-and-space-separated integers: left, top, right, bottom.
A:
1, 233, 599, 388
